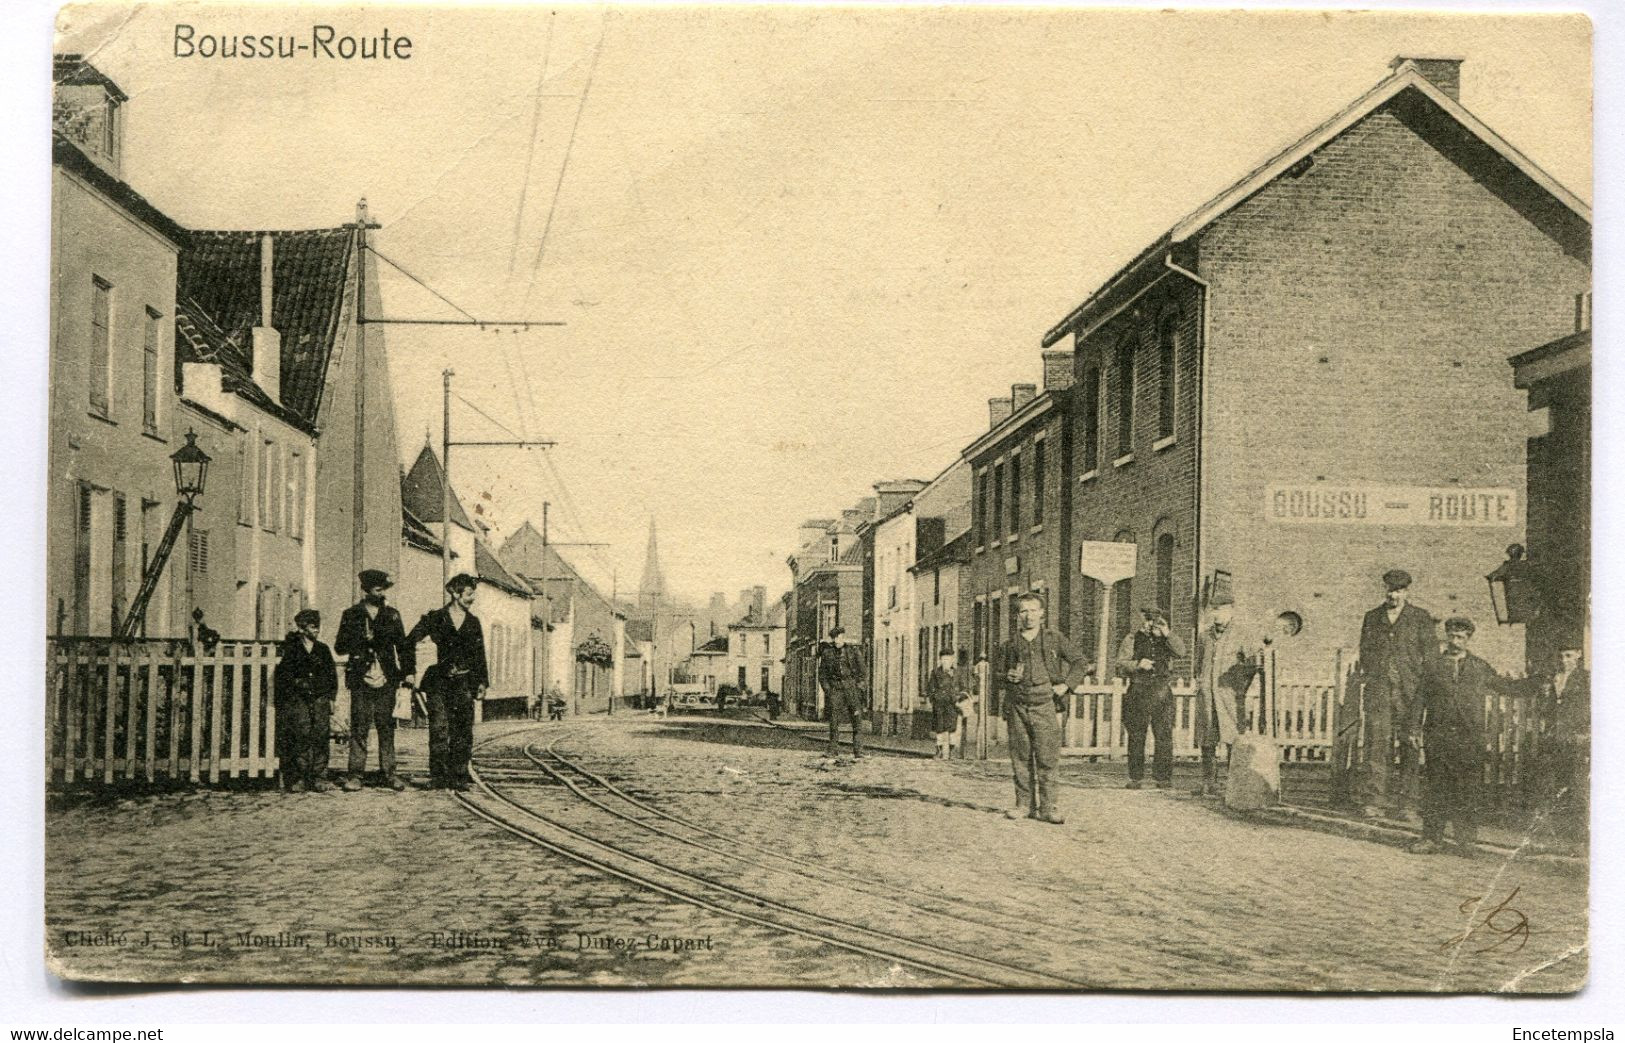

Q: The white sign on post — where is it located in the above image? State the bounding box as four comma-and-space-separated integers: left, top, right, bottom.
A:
1079, 541, 1138, 681
1079, 540, 1137, 585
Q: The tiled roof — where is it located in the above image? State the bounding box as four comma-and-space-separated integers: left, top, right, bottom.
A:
402, 445, 475, 531
625, 619, 654, 644
401, 506, 447, 554
178, 227, 353, 424
54, 54, 127, 101
174, 295, 317, 435
475, 540, 533, 598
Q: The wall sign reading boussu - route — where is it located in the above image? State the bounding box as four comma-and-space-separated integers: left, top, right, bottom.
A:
1265, 484, 1519, 526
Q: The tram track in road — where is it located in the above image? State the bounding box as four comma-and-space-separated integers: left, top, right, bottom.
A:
524, 739, 1132, 957
455, 726, 1091, 988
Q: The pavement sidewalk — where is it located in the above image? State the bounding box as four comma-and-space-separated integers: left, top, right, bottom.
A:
736, 713, 1585, 868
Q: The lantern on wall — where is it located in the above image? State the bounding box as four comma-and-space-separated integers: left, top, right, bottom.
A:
1486, 544, 1539, 626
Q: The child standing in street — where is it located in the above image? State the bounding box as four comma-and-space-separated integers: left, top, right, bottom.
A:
925, 647, 969, 758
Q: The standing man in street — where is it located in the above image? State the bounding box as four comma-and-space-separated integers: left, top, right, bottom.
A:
817, 626, 867, 759
1116, 608, 1187, 790
407, 573, 489, 791
274, 609, 338, 793
1411, 617, 1496, 856
1192, 592, 1257, 797
998, 592, 1089, 824
1356, 569, 1436, 819
334, 569, 415, 793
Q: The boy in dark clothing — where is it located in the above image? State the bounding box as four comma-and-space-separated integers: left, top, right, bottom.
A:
274, 609, 339, 793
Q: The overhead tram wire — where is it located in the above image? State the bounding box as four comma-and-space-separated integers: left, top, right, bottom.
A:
508, 11, 558, 279
521, 13, 608, 313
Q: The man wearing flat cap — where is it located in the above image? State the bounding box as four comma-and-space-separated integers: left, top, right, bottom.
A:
998, 592, 1090, 823
1117, 606, 1186, 790
817, 626, 867, 759
334, 569, 415, 792
1355, 568, 1435, 819
274, 608, 338, 793
406, 573, 489, 790
1411, 616, 1496, 856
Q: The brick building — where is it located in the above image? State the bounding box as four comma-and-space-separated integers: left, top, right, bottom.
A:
1044, 57, 1590, 677
962, 361, 1076, 693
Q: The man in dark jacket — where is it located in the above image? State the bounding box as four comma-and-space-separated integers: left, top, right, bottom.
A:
817, 627, 866, 758
406, 573, 489, 790
998, 592, 1090, 824
1116, 608, 1188, 790
1356, 568, 1436, 818
334, 569, 416, 792
1411, 616, 1498, 856
1535, 640, 1589, 839
274, 609, 338, 792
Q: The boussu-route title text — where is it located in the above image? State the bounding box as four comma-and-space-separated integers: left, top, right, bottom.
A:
173, 25, 412, 60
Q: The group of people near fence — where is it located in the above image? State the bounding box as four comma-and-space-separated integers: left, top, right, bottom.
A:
271, 568, 491, 794
1344, 568, 1589, 852
811, 567, 1589, 849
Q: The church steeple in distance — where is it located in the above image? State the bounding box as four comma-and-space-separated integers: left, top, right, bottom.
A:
638, 515, 667, 610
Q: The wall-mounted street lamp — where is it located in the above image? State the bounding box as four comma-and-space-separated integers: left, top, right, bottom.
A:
1486, 543, 1539, 626
171, 429, 211, 504
117, 430, 212, 639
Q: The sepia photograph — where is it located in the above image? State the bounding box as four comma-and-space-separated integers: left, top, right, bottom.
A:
36, 2, 1594, 995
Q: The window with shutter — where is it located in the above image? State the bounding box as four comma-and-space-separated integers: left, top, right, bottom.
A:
142, 308, 160, 433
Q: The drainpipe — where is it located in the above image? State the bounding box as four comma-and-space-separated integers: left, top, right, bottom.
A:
1163, 252, 1211, 642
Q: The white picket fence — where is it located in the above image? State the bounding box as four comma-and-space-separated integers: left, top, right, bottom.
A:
969, 649, 1342, 762
47, 637, 283, 785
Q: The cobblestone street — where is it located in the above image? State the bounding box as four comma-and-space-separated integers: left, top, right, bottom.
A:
46, 716, 1587, 991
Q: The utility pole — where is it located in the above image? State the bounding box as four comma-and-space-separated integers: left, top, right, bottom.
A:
439, 371, 555, 592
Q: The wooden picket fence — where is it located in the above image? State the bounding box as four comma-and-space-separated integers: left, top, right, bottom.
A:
47, 636, 283, 786
970, 647, 1536, 793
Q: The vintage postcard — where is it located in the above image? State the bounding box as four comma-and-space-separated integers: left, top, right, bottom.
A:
43, 4, 1590, 991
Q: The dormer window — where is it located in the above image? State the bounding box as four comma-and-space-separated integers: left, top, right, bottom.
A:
52, 55, 127, 175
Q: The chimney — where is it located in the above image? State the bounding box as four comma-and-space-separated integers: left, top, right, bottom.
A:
252, 234, 282, 402
751, 585, 766, 621
1042, 349, 1075, 391
1011, 383, 1037, 410
989, 397, 1013, 428
798, 518, 835, 550
1390, 56, 1463, 102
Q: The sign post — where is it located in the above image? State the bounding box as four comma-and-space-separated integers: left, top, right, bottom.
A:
1079, 541, 1138, 681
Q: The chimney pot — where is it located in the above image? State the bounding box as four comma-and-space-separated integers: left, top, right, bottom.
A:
252, 233, 282, 402
1390, 56, 1463, 102
1042, 349, 1075, 391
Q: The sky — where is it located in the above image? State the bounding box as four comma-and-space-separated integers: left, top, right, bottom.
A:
51, 3, 1591, 607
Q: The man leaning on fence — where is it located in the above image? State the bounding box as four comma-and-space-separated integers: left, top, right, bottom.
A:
334, 569, 416, 792
997, 592, 1089, 824
274, 608, 338, 793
